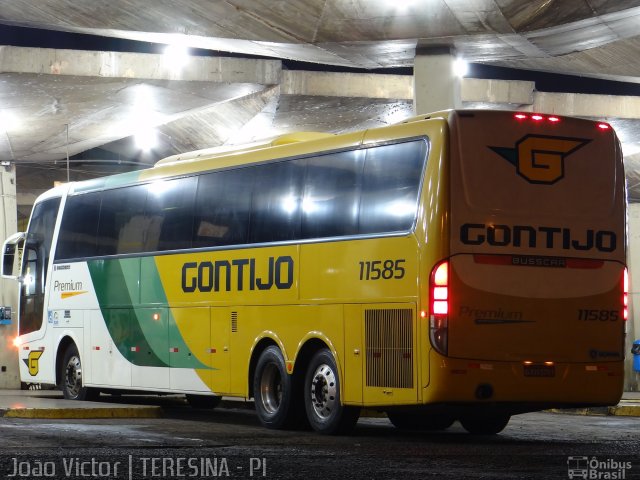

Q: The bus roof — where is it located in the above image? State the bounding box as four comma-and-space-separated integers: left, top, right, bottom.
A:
154, 132, 335, 167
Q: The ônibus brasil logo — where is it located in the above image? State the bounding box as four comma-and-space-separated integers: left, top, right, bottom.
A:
490, 135, 590, 184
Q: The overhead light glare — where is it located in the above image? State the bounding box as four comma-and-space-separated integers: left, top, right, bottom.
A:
135, 128, 158, 151
388, 0, 421, 11
163, 44, 190, 69
453, 58, 468, 77
0, 111, 19, 131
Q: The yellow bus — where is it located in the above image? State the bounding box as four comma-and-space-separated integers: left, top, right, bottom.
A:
2, 110, 627, 435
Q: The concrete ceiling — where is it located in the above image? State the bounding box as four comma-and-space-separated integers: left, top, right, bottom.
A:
2, 0, 640, 207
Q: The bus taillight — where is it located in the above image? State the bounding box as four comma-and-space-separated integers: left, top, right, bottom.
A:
623, 267, 629, 321
430, 260, 449, 355
513, 113, 562, 124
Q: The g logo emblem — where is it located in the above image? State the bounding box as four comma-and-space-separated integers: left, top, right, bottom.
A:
490, 135, 590, 184
24, 350, 43, 376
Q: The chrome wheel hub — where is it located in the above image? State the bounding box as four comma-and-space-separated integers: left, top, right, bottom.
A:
310, 363, 337, 419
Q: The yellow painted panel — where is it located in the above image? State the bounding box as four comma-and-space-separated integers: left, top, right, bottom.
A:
211, 307, 231, 394
343, 304, 363, 404
154, 245, 299, 307
171, 307, 211, 392
299, 237, 419, 302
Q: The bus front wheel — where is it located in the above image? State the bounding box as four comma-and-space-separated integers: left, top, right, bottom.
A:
304, 349, 359, 435
253, 346, 296, 429
60, 344, 98, 401
459, 411, 510, 435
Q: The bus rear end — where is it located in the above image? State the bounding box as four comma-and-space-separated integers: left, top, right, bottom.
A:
427, 111, 626, 428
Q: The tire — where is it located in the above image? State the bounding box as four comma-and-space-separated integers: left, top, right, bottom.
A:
387, 412, 455, 431
60, 344, 98, 401
186, 394, 222, 409
253, 346, 297, 429
460, 412, 510, 435
304, 348, 359, 435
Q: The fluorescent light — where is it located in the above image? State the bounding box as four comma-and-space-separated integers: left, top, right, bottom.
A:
453, 58, 468, 77
387, 0, 421, 11
163, 44, 190, 69
135, 128, 158, 151
0, 111, 19, 131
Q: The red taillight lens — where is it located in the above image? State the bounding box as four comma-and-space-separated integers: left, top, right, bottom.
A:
513, 113, 562, 124
597, 123, 611, 130
623, 267, 629, 321
429, 260, 449, 355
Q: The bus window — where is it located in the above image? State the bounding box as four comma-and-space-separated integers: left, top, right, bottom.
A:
19, 197, 60, 336
193, 168, 253, 248
301, 149, 365, 239
56, 192, 101, 260
248, 160, 305, 244
97, 185, 147, 255
144, 176, 196, 251
359, 140, 427, 234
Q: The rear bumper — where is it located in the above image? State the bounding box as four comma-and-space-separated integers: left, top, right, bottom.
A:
424, 350, 624, 409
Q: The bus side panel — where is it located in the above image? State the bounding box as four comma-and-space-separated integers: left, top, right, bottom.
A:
299, 237, 419, 303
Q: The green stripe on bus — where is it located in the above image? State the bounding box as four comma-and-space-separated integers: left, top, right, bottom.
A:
88, 258, 208, 370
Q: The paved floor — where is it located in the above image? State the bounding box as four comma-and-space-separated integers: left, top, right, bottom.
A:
0, 389, 638, 419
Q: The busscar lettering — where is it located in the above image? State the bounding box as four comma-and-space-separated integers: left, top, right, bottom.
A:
460, 223, 616, 253
182, 256, 294, 293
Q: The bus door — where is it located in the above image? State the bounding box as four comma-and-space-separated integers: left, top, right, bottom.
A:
18, 197, 61, 338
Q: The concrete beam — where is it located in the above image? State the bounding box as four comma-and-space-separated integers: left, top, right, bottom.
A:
534, 92, 640, 119
281, 70, 413, 99
0, 45, 281, 84
461, 78, 535, 106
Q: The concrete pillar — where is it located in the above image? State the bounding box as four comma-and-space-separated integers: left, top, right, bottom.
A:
626, 203, 640, 391
413, 47, 461, 115
0, 164, 19, 389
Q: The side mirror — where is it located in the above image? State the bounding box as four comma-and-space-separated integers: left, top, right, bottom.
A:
2, 232, 25, 280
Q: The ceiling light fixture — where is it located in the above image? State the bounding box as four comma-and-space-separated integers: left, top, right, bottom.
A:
135, 128, 158, 151
453, 58, 468, 77
163, 44, 191, 70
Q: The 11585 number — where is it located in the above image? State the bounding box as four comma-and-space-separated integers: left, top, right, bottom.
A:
359, 259, 406, 280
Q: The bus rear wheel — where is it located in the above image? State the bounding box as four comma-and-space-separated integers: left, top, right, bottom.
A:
60, 344, 98, 401
304, 349, 359, 435
460, 411, 510, 435
253, 346, 297, 429
387, 412, 455, 431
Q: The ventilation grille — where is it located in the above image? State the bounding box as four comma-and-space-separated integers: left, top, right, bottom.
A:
365, 308, 413, 389
231, 312, 238, 333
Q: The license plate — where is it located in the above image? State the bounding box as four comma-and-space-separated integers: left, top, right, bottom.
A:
523, 364, 556, 377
